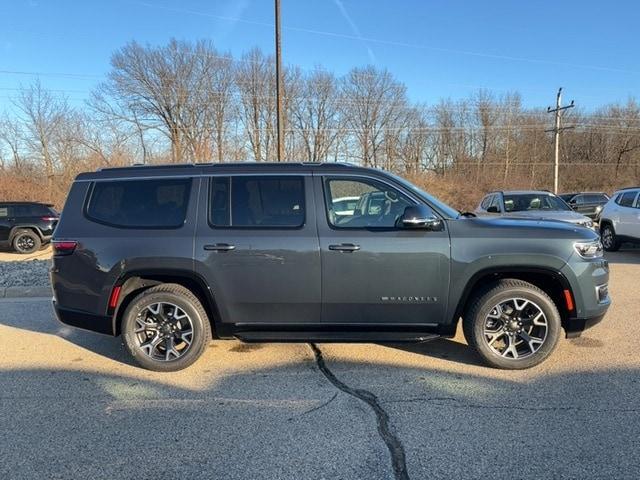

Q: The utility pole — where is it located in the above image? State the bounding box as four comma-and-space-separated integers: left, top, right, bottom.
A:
546, 88, 574, 193
274, 0, 284, 162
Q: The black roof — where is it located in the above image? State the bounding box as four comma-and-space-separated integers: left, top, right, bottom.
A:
77, 162, 378, 181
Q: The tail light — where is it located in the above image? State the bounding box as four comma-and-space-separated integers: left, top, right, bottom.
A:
52, 240, 77, 256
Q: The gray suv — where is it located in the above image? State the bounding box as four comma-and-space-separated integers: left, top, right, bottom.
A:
51, 163, 610, 371
476, 190, 595, 229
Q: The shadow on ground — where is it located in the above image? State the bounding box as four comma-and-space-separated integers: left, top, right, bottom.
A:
605, 247, 640, 265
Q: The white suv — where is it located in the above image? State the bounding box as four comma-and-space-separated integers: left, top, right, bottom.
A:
599, 187, 640, 251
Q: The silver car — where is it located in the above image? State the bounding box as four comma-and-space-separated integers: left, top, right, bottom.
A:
476, 190, 595, 229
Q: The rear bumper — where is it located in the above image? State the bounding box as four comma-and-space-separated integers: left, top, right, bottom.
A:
52, 300, 114, 335
564, 313, 607, 338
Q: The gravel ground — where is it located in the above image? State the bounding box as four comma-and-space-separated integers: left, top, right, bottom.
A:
0, 260, 51, 287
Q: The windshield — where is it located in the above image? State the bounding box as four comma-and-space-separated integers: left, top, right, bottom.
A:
503, 193, 571, 212
385, 172, 460, 219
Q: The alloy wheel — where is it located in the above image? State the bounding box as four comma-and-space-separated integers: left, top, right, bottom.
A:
483, 298, 548, 360
133, 302, 194, 361
16, 235, 36, 252
602, 227, 613, 249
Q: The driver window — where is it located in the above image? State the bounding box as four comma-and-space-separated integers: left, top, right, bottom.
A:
324, 177, 413, 228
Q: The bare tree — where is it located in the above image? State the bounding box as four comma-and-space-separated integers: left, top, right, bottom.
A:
292, 69, 340, 162
0, 114, 26, 172
12, 80, 70, 195
340, 66, 408, 168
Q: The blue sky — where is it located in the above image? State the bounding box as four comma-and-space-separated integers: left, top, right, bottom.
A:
1, 0, 639, 111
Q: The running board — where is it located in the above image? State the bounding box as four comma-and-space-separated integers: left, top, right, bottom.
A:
234, 330, 440, 343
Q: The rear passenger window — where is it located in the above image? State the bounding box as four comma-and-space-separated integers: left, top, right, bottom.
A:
209, 176, 305, 228
86, 178, 191, 228
617, 191, 638, 207
586, 194, 607, 203
0, 207, 8, 217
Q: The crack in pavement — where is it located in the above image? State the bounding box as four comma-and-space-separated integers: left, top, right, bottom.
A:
309, 343, 409, 480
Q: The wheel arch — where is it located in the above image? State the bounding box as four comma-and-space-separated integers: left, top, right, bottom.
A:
451, 266, 575, 335
110, 269, 222, 337
9, 225, 44, 242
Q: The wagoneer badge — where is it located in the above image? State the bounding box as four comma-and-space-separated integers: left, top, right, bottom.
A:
381, 296, 438, 303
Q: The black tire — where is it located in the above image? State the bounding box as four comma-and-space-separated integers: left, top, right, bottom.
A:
600, 223, 620, 252
12, 229, 41, 254
121, 283, 212, 372
463, 279, 562, 370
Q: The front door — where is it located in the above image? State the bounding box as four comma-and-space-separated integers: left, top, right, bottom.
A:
194, 175, 321, 326
616, 191, 640, 237
316, 175, 450, 326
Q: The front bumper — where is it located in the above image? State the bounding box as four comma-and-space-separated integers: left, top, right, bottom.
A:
563, 313, 607, 338
560, 255, 610, 337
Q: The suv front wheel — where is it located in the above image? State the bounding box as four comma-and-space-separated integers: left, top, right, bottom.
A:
463, 279, 561, 369
122, 283, 212, 371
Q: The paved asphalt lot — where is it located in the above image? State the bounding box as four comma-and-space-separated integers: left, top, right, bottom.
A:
0, 251, 639, 479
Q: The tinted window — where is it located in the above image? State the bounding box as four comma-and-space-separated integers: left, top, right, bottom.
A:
617, 191, 638, 207
12, 204, 49, 216
209, 176, 305, 228
87, 178, 191, 228
325, 178, 414, 228
584, 194, 608, 203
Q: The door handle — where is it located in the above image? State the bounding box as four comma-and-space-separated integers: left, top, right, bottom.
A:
328, 243, 361, 252
204, 243, 235, 252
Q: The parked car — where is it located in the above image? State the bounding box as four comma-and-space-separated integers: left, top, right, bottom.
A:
0, 202, 59, 254
331, 196, 360, 216
559, 192, 609, 220
476, 190, 595, 229
51, 163, 609, 371
598, 187, 640, 251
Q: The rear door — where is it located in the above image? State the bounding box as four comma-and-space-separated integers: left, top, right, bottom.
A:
0, 205, 12, 242
315, 174, 450, 326
194, 174, 321, 326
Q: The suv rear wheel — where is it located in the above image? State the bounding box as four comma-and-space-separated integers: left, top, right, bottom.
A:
463, 279, 561, 369
12, 229, 41, 254
600, 223, 620, 252
122, 283, 212, 372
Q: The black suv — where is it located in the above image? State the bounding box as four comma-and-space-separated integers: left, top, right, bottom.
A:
0, 202, 59, 254
51, 163, 610, 371
559, 192, 609, 220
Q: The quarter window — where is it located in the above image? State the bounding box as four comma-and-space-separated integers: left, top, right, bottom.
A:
86, 178, 191, 228
324, 178, 414, 228
209, 176, 305, 228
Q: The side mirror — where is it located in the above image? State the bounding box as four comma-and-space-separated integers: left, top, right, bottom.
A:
400, 205, 443, 231
486, 205, 500, 213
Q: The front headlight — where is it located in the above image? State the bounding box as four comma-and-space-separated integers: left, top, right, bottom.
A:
574, 240, 603, 258
578, 220, 594, 229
